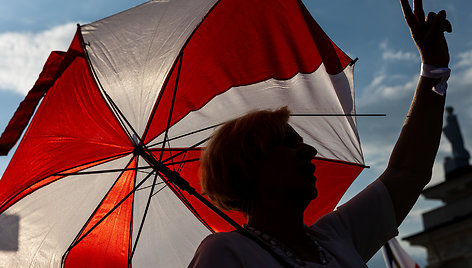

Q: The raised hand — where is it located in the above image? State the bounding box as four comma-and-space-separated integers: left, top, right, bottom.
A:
400, 0, 451, 67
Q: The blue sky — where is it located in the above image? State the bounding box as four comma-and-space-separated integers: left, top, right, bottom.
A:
1, 1, 471, 267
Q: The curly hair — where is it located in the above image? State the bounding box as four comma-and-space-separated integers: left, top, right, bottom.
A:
200, 107, 290, 213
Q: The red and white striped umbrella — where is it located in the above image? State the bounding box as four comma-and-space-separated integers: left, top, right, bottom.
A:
0, 0, 365, 267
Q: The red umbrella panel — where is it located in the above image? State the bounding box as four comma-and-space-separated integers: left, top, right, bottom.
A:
0, 0, 365, 267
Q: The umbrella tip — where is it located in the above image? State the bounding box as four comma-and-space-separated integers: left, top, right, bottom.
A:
349, 57, 359, 66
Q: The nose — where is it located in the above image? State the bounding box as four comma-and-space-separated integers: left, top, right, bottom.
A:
300, 143, 317, 158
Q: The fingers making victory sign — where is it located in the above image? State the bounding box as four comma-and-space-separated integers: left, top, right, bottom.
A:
400, 0, 451, 67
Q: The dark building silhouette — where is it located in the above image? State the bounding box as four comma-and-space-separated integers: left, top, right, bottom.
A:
405, 107, 472, 268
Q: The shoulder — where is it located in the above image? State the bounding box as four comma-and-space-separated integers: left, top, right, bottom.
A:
188, 232, 244, 267
311, 180, 398, 261
335, 179, 397, 232
197, 231, 247, 251
188, 231, 282, 268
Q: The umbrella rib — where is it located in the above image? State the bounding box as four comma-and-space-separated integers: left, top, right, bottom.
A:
158, 53, 184, 162
130, 171, 161, 261
164, 139, 192, 175
150, 184, 168, 198
137, 148, 245, 232
137, 170, 155, 176
147, 113, 384, 150
136, 145, 220, 234
290, 113, 386, 117
107, 97, 134, 139
166, 139, 177, 172
55, 166, 152, 176
140, 0, 228, 143
127, 155, 139, 265
62, 166, 156, 260
163, 157, 199, 171
147, 122, 221, 148
102, 88, 141, 144
161, 137, 207, 164
81, 37, 141, 144
135, 181, 166, 192
176, 151, 189, 173
0, 153, 128, 214
61, 156, 139, 263
313, 156, 370, 168
165, 181, 215, 232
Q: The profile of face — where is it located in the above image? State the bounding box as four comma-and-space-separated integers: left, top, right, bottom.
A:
254, 124, 318, 208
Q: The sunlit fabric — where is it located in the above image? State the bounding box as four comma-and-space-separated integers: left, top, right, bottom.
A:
0, 0, 365, 267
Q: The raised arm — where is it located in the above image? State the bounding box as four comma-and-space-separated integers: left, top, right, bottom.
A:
379, 0, 452, 225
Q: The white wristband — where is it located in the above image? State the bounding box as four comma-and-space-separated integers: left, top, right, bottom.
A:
420, 63, 451, 96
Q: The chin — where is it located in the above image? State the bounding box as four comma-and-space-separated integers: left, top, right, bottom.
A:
306, 183, 318, 199
290, 189, 317, 208
311, 189, 318, 200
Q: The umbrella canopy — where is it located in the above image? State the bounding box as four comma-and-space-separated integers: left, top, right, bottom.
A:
0, 0, 365, 267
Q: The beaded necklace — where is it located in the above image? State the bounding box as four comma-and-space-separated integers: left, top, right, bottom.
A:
244, 225, 328, 267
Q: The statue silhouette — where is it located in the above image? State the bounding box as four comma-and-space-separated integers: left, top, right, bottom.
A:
443, 107, 470, 173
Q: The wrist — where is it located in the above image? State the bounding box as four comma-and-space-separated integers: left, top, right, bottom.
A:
420, 53, 449, 69
420, 63, 451, 96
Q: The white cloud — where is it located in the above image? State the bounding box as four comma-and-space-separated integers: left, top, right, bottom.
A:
382, 50, 419, 61
0, 23, 77, 95
455, 50, 472, 68
379, 41, 419, 62
362, 141, 393, 169
451, 66, 472, 88
358, 72, 418, 107
378, 76, 417, 100
449, 49, 472, 89
367, 73, 386, 89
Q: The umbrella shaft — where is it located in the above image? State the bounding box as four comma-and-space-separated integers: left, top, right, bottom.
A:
136, 146, 244, 232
